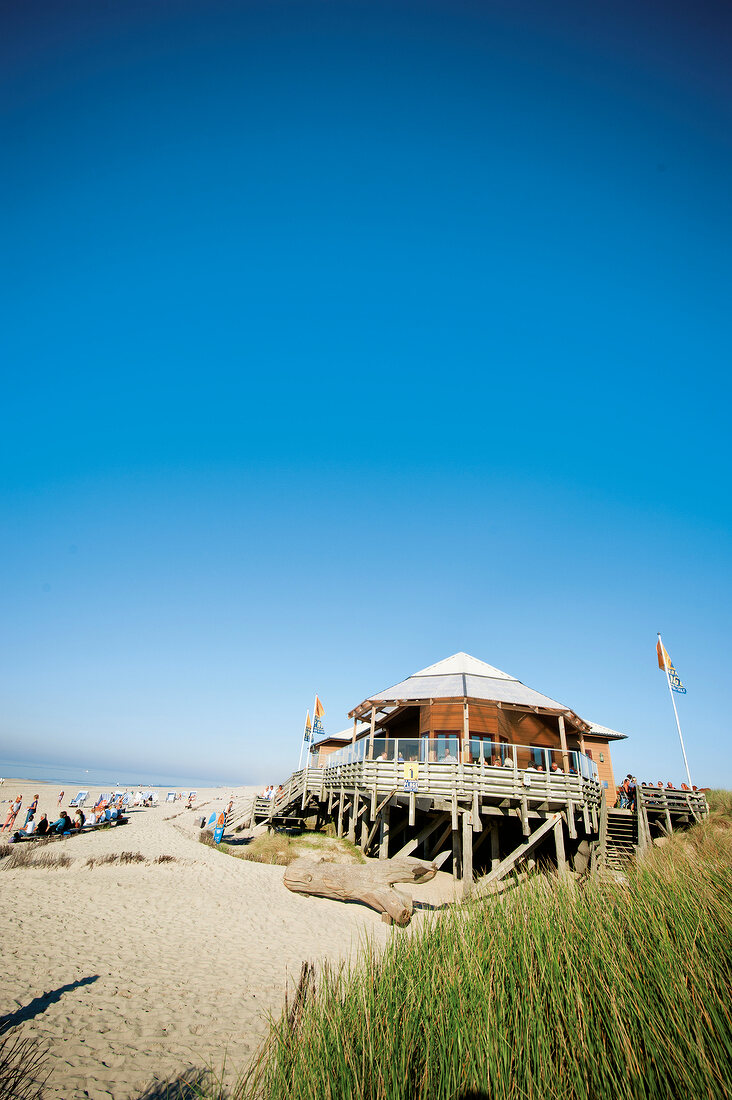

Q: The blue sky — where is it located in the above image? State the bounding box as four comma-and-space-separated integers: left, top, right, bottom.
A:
1, 0, 730, 786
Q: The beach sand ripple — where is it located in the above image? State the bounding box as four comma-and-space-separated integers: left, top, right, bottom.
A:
0, 780, 390, 1099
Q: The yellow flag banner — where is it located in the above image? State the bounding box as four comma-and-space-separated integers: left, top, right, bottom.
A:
656, 639, 670, 670
657, 639, 686, 694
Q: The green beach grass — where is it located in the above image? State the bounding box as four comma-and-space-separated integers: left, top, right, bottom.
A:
216, 802, 732, 1100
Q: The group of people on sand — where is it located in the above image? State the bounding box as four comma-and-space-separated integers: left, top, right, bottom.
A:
1, 791, 129, 842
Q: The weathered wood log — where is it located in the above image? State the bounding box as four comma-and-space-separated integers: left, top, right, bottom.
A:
284, 856, 437, 925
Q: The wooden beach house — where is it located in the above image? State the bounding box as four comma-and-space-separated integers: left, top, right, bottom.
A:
252, 652, 707, 890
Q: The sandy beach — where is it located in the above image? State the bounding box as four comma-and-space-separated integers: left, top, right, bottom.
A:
0, 777, 403, 1099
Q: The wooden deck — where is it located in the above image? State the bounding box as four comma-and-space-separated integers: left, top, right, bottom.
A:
249, 766, 708, 894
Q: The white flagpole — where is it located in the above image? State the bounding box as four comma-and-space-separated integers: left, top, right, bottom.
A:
298, 710, 309, 772
304, 696, 318, 778
658, 633, 692, 788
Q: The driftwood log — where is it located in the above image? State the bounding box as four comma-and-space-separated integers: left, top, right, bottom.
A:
284, 856, 438, 925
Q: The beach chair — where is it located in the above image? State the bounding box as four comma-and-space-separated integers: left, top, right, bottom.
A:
166, 791, 176, 803
94, 792, 109, 809
69, 791, 89, 808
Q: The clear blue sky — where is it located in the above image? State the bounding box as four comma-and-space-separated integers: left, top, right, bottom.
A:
1, 0, 730, 787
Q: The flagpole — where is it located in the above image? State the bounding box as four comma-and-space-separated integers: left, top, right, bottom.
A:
298, 710, 308, 772
304, 696, 318, 778
658, 633, 693, 788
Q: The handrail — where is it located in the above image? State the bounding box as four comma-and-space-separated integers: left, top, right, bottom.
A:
320, 736, 599, 780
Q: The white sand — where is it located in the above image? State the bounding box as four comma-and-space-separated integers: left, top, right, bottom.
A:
0, 777, 402, 1099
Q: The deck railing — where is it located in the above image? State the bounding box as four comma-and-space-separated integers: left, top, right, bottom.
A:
322, 737, 598, 780
321, 751, 601, 809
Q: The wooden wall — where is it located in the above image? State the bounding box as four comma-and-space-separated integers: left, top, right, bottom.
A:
583, 737, 617, 803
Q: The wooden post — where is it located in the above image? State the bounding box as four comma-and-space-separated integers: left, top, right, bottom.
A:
368, 706, 376, 760
462, 811, 473, 897
462, 698, 470, 763
520, 794, 530, 836
598, 789, 607, 869
452, 826, 461, 881
558, 715, 570, 774
379, 804, 390, 859
337, 785, 345, 838
566, 800, 577, 839
472, 788, 482, 832
348, 791, 358, 841
554, 818, 567, 875
490, 824, 500, 871
662, 787, 673, 835
351, 717, 358, 744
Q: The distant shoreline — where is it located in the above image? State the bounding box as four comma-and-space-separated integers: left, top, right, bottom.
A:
0, 759, 234, 791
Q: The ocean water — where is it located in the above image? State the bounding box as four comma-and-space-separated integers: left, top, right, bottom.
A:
0, 757, 233, 791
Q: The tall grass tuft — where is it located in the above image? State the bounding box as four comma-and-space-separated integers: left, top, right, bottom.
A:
234, 819, 732, 1100
0, 1033, 50, 1099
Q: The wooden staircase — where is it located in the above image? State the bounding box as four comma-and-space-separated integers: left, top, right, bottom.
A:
605, 809, 637, 868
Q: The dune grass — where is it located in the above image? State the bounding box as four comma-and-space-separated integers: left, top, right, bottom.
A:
224, 809, 732, 1100
0, 1033, 50, 1100
199, 828, 365, 866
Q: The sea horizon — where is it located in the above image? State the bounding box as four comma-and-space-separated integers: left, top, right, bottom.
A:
0, 757, 240, 791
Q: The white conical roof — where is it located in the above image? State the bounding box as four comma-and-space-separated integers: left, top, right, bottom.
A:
365, 652, 570, 711
412, 652, 515, 681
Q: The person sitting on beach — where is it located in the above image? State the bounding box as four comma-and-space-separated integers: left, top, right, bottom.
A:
12, 814, 36, 841
74, 809, 86, 830
51, 812, 73, 835
35, 814, 49, 836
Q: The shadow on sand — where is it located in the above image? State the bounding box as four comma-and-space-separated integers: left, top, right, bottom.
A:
0, 975, 100, 1034
136, 1068, 226, 1099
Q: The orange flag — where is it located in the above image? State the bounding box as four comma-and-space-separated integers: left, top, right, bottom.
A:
314, 696, 325, 718
656, 639, 670, 670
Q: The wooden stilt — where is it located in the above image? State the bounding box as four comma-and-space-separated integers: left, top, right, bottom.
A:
430, 820, 453, 862
520, 794, 530, 836
452, 826, 461, 880
472, 789, 482, 831
397, 812, 450, 858
554, 818, 567, 875
567, 801, 577, 839
477, 813, 561, 890
379, 805, 390, 859
337, 786, 345, 838
490, 824, 500, 871
348, 793, 358, 842
462, 811, 473, 897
